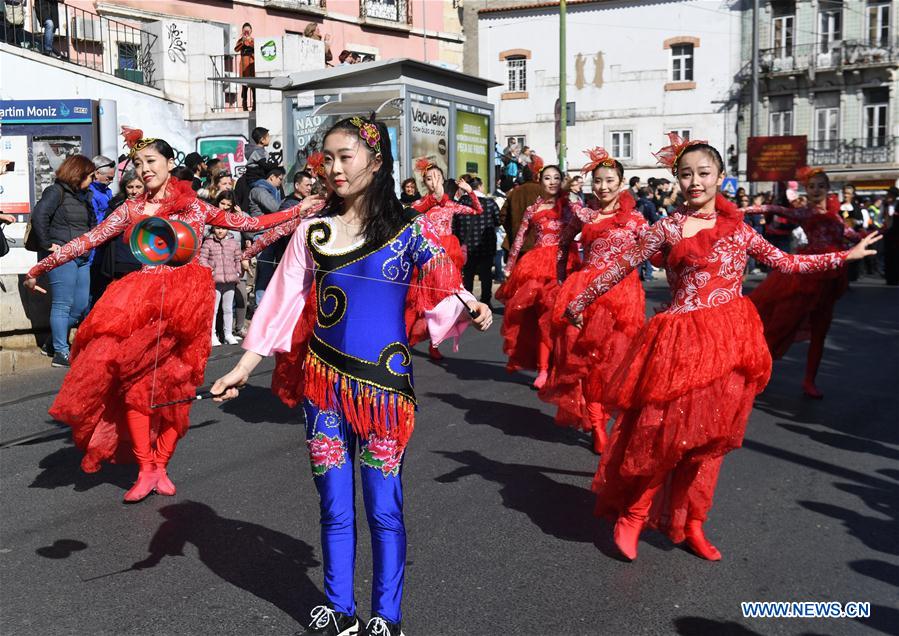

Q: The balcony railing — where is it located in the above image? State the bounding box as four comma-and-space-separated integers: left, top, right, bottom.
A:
264, 0, 326, 12
759, 39, 899, 75
209, 54, 241, 112
1, 2, 157, 87
360, 0, 411, 25
808, 137, 897, 166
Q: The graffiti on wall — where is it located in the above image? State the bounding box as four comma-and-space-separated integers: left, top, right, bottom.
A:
196, 135, 249, 176
167, 23, 187, 63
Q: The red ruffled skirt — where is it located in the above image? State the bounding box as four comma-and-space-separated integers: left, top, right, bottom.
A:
403, 235, 466, 346
540, 268, 645, 428
271, 285, 318, 408
50, 264, 215, 472
441, 234, 466, 272
750, 266, 848, 359
497, 244, 579, 372
592, 297, 772, 541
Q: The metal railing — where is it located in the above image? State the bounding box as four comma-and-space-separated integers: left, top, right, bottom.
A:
209, 54, 241, 112
808, 137, 897, 166
264, 0, 326, 10
1, 2, 157, 87
759, 39, 899, 75
360, 0, 411, 24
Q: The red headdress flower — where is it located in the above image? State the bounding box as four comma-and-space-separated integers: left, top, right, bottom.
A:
653, 131, 707, 174
581, 146, 617, 175
121, 125, 158, 157
416, 157, 436, 175
530, 154, 545, 180
796, 165, 826, 185
305, 152, 325, 176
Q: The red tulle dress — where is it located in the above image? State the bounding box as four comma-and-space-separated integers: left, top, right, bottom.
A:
566, 195, 848, 542
540, 192, 647, 428
748, 200, 860, 358
406, 192, 482, 344
27, 179, 303, 472
497, 198, 580, 372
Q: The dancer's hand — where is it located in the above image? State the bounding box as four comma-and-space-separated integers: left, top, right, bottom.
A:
299, 194, 326, 215
846, 232, 882, 261
23, 277, 47, 294
565, 308, 584, 329
211, 365, 249, 401
456, 179, 473, 194
468, 302, 493, 331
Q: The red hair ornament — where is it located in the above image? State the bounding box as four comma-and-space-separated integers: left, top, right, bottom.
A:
581, 146, 618, 175
653, 131, 707, 174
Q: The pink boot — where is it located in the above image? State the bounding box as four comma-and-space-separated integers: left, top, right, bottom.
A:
123, 467, 159, 503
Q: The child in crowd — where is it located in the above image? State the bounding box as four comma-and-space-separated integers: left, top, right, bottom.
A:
200, 226, 245, 346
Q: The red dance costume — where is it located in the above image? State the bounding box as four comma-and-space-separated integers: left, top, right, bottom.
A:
27, 179, 302, 485
541, 191, 647, 437
747, 199, 860, 396
497, 198, 580, 373
568, 195, 848, 558
410, 192, 482, 270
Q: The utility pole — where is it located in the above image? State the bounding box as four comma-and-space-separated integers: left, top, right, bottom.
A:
559, 0, 567, 171
750, 0, 759, 194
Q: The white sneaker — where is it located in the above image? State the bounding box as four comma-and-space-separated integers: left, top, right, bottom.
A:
211, 335, 222, 347
224, 334, 240, 345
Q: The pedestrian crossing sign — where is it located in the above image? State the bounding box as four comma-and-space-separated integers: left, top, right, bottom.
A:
721, 177, 738, 197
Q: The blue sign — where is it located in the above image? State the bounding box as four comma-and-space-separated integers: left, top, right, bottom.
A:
721, 176, 739, 197
0, 100, 93, 124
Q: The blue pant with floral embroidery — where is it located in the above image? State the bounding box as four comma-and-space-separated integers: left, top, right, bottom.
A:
303, 398, 406, 623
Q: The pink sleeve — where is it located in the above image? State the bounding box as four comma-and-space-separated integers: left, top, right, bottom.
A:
241, 219, 315, 357
424, 289, 475, 351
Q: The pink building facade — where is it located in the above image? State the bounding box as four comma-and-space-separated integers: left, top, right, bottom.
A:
65, 0, 465, 68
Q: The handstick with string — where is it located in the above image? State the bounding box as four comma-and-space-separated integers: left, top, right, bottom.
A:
151, 389, 225, 409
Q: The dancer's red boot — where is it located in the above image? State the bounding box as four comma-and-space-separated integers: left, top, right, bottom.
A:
154, 427, 180, 496
124, 409, 158, 503
428, 343, 444, 361
586, 403, 608, 454
123, 468, 159, 503
532, 368, 548, 390
684, 519, 722, 561
613, 482, 661, 561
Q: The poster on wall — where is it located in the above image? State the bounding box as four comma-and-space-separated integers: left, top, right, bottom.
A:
33, 136, 82, 201
0, 135, 32, 214
289, 104, 335, 189
197, 136, 249, 177
455, 111, 489, 178
746, 135, 807, 182
410, 97, 449, 191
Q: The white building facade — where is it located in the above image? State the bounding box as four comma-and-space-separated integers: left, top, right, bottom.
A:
478, 0, 743, 179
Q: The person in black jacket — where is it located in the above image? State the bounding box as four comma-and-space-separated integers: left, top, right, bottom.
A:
30, 154, 96, 367
34, 0, 60, 56
454, 176, 500, 306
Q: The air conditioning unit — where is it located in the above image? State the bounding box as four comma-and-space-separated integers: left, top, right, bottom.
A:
70, 15, 102, 42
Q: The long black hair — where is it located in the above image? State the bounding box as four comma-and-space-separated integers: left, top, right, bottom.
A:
321, 116, 406, 247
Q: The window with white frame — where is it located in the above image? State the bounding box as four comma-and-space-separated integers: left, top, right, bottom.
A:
819, 3, 842, 52
769, 95, 793, 136
814, 92, 840, 149
863, 87, 889, 147
611, 131, 633, 159
506, 56, 527, 92
867, 1, 891, 47
671, 129, 691, 140
671, 44, 694, 82
772, 14, 795, 58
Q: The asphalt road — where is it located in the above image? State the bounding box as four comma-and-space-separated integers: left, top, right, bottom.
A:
1, 276, 897, 636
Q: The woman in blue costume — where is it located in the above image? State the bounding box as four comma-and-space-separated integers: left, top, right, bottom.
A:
212, 116, 492, 636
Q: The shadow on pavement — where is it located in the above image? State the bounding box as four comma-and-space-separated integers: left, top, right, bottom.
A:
433, 449, 597, 544
673, 616, 763, 635
130, 500, 321, 624
218, 383, 300, 425
426, 392, 588, 449
29, 444, 135, 492
776, 423, 899, 461
35, 539, 88, 559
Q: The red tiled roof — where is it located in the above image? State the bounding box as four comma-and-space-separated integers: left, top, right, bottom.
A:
478, 0, 606, 15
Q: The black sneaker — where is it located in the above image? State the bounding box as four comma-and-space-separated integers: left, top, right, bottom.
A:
300, 605, 360, 636
51, 352, 70, 368
40, 340, 54, 357
365, 616, 404, 636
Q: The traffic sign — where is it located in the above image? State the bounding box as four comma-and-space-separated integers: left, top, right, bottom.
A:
721, 176, 739, 197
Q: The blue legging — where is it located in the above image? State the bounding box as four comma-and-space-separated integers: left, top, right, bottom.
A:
46, 256, 91, 355
303, 398, 406, 623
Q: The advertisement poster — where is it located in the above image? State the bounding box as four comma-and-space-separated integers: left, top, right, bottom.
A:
455, 111, 489, 178
289, 104, 334, 186
747, 135, 807, 182
410, 97, 449, 191
32, 136, 83, 201
0, 135, 32, 214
